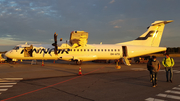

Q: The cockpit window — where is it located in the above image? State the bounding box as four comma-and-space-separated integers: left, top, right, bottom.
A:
13, 46, 19, 50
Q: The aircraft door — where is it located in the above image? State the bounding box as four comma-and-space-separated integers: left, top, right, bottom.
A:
122, 46, 128, 57
122, 46, 131, 66
24, 45, 33, 57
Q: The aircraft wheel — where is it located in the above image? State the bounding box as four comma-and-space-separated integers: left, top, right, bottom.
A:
12, 61, 16, 64
135, 60, 140, 64
76, 60, 82, 65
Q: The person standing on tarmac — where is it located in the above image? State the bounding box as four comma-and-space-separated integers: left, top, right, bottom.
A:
150, 56, 160, 87
162, 53, 175, 83
147, 57, 153, 82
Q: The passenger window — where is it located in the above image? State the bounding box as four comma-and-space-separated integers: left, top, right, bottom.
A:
74, 49, 76, 51
87, 49, 89, 51
118, 49, 120, 51
77, 49, 79, 51
101, 49, 103, 51
108, 49, 110, 51
84, 49, 86, 51
98, 49, 100, 51
114, 49, 116, 51
111, 49, 113, 51
105, 49, 106, 51
81, 49, 82, 51
94, 49, 96, 51
91, 49, 93, 51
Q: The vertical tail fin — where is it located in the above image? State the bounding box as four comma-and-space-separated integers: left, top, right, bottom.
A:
117, 20, 173, 47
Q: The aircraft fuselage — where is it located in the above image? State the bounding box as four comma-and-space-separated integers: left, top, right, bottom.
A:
5, 44, 166, 62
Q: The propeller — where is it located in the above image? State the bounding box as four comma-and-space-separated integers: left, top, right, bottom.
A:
52, 32, 58, 55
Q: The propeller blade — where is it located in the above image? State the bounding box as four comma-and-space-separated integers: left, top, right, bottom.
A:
54, 32, 57, 43
52, 32, 58, 55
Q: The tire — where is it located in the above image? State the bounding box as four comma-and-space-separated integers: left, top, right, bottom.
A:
76, 60, 82, 65
135, 60, 140, 64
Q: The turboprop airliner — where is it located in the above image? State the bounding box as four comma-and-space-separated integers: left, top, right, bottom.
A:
5, 20, 173, 65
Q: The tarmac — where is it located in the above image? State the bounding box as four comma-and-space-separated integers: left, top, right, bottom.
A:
1, 57, 179, 80
0, 59, 149, 80
0, 57, 180, 101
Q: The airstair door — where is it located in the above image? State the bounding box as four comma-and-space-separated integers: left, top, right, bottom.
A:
122, 46, 131, 66
122, 46, 127, 57
24, 45, 33, 57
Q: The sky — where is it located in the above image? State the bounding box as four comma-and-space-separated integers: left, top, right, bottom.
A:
0, 0, 180, 51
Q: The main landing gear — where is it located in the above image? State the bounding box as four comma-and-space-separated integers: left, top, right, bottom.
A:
76, 60, 82, 65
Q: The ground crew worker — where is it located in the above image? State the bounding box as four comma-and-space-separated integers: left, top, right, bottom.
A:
147, 57, 153, 82
162, 53, 175, 83
150, 56, 160, 87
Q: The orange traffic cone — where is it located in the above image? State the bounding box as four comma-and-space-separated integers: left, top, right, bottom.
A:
42, 61, 44, 66
78, 66, 82, 75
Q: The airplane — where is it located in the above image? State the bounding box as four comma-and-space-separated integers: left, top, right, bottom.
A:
5, 20, 173, 65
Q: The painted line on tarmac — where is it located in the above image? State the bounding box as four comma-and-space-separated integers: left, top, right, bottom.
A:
145, 85, 180, 100
158, 70, 180, 73
130, 68, 180, 73
0, 83, 17, 85
0, 89, 8, 91
165, 90, 180, 95
2, 78, 23, 80
145, 97, 166, 101
131, 68, 147, 71
173, 87, 180, 90
0, 85, 13, 88
1, 63, 112, 101
157, 93, 180, 100
0, 78, 23, 97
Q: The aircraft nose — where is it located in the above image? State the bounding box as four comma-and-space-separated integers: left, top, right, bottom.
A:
5, 51, 11, 58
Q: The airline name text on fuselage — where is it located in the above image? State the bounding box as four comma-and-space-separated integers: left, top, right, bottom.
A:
20, 48, 70, 54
